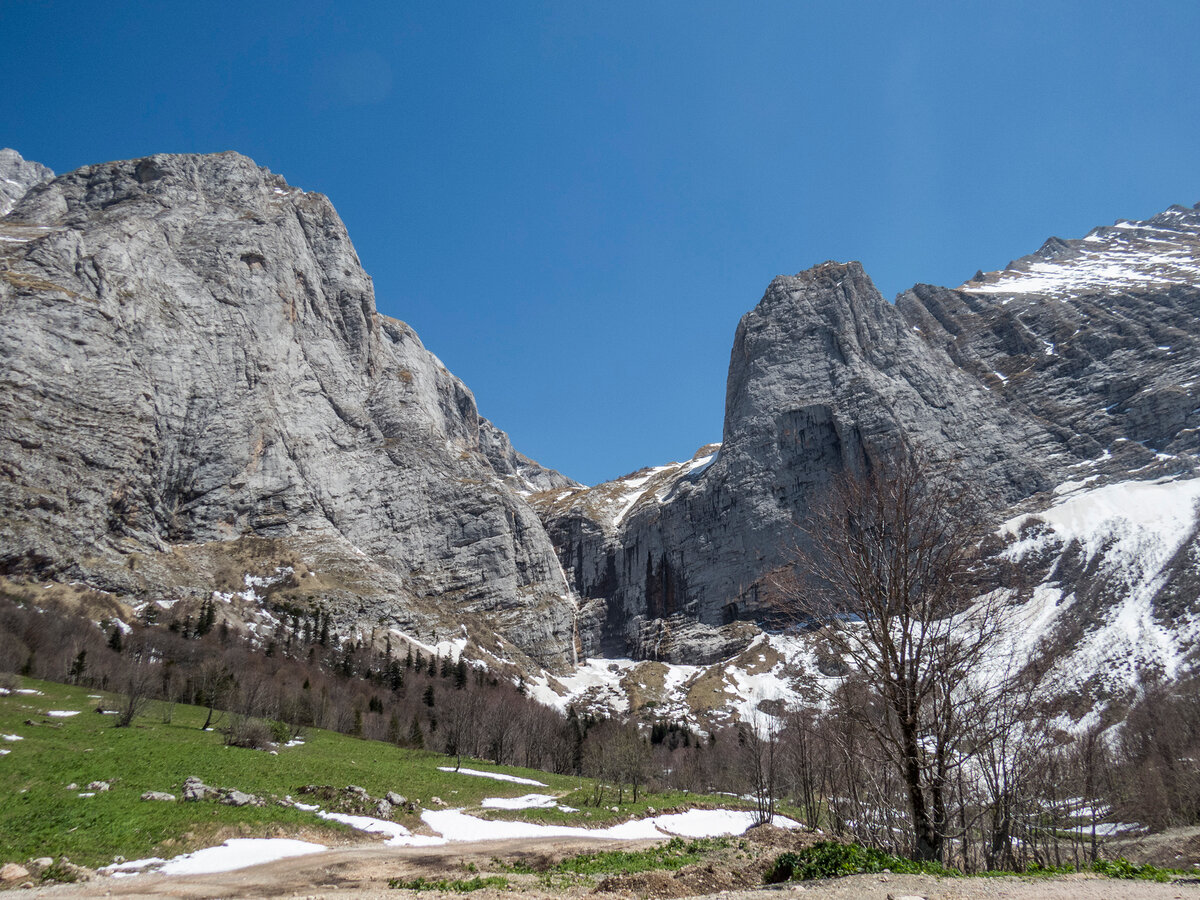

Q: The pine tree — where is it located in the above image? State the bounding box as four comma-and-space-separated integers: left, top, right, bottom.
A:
107, 626, 123, 653
69, 649, 87, 684
454, 658, 468, 689
408, 715, 424, 749
422, 684, 435, 707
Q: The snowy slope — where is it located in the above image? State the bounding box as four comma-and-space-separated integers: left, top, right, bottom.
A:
525, 474, 1200, 730
993, 475, 1200, 698
528, 444, 720, 529
961, 204, 1200, 299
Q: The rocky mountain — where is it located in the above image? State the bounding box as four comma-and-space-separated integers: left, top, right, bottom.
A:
532, 203, 1200, 707
0, 149, 580, 671
1, 146, 1196, 721
0, 148, 53, 217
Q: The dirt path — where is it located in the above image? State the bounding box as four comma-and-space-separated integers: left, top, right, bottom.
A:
24, 838, 1200, 900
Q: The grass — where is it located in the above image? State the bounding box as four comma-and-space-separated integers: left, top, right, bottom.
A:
498, 836, 734, 877
765, 842, 958, 882
0, 676, 586, 868
765, 842, 1189, 884
388, 875, 509, 892
478, 785, 737, 827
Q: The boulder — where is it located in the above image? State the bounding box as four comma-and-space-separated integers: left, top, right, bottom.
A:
0, 863, 30, 883
182, 776, 216, 801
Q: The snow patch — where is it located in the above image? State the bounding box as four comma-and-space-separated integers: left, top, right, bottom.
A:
480, 793, 558, 810
436, 766, 547, 787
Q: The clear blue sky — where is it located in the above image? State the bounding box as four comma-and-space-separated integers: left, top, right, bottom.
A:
4, 2, 1198, 485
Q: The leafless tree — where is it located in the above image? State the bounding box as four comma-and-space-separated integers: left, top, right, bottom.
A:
740, 707, 780, 825
771, 452, 1008, 862
115, 640, 156, 727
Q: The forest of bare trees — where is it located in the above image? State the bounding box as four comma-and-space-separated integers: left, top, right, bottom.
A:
2, 449, 1199, 877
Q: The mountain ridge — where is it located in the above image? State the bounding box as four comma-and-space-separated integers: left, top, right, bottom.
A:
2, 146, 1198, 721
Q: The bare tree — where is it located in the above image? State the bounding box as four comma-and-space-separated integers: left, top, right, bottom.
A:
741, 707, 780, 825
115, 641, 156, 727
771, 452, 1005, 862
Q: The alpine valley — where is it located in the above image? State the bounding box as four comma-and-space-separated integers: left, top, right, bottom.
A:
2, 148, 1198, 733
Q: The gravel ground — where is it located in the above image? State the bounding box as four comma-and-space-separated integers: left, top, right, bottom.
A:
21, 837, 1200, 900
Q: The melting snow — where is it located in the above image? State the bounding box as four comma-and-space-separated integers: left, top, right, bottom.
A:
133, 839, 327, 876
47, 710, 80, 717
480, 793, 558, 809
315, 811, 444, 846
998, 476, 1200, 688
436, 766, 547, 787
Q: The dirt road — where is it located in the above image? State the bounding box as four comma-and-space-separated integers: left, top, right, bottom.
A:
24, 837, 1200, 900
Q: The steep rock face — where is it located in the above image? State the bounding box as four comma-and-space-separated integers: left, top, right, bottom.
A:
478, 418, 580, 496
0, 151, 578, 670
538, 261, 1067, 660
899, 204, 1200, 463
539, 206, 1200, 664
0, 148, 53, 216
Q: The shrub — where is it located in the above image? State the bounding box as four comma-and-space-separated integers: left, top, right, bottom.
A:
388, 876, 508, 892
765, 842, 958, 882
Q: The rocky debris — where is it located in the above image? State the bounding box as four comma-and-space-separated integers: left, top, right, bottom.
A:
220, 789, 263, 807
297, 784, 413, 817
0, 863, 29, 883
0, 150, 577, 672
180, 776, 262, 806
182, 776, 217, 801
140, 791, 176, 802
86, 780, 111, 792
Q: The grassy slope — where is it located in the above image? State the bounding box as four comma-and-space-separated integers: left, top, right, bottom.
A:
0, 677, 748, 869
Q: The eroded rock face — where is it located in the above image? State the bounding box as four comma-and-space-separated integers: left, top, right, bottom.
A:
0, 151, 577, 670
0, 148, 53, 216
539, 262, 1063, 658
539, 207, 1200, 662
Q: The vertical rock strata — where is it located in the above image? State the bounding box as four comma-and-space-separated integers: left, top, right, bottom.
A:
0, 151, 577, 670
538, 207, 1200, 661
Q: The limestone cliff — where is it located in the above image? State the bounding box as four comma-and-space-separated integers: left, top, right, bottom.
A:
0, 150, 578, 670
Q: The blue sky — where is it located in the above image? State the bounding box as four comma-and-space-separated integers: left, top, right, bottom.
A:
4, 2, 1199, 484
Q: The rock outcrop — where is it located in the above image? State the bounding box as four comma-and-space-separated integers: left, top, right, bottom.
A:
0, 151, 578, 670
0, 148, 53, 216
536, 207, 1200, 662
3, 145, 1197, 693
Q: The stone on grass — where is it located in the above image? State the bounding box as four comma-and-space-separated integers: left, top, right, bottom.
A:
0, 863, 30, 883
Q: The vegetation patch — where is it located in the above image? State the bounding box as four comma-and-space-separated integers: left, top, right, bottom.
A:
764, 842, 959, 882
766, 842, 1187, 884
388, 875, 509, 891
536, 836, 731, 876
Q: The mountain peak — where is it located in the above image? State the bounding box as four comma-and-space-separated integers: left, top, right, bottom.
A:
0, 148, 54, 217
